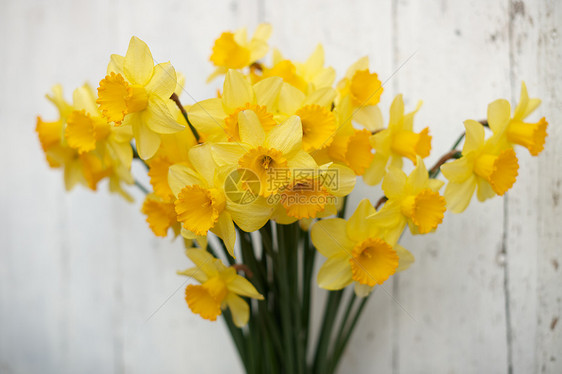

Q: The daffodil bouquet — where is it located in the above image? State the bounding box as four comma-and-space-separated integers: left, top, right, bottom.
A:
36, 24, 548, 374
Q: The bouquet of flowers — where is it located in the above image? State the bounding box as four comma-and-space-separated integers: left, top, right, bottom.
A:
35, 24, 548, 374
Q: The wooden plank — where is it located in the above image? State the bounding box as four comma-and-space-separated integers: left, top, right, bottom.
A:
535, 1, 562, 373
393, 0, 512, 373
505, 1, 540, 373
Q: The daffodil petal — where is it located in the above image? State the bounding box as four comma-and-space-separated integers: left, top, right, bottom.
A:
346, 199, 377, 241
168, 164, 202, 197
224, 70, 254, 111
395, 244, 414, 272
211, 211, 236, 258
253, 77, 283, 111
238, 110, 265, 147
311, 218, 353, 258
228, 199, 272, 232
186, 249, 219, 278
266, 116, 302, 156
143, 97, 185, 134
487, 99, 511, 134
188, 144, 216, 185
187, 98, 227, 139
145, 62, 177, 98
211, 143, 246, 166
124, 36, 154, 86
317, 254, 353, 290
444, 175, 477, 213
225, 293, 250, 327
354, 282, 373, 298
133, 115, 161, 159
177, 266, 208, 283
382, 167, 407, 199
463, 120, 485, 154
227, 275, 263, 299
354, 105, 383, 131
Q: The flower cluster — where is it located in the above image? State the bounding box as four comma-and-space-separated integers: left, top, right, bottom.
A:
37, 24, 548, 327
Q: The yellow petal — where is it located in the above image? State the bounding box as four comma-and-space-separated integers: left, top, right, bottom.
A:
346, 199, 377, 242
278, 83, 306, 114
211, 143, 247, 166
354, 282, 374, 298
407, 157, 429, 192
107, 54, 125, 75
224, 70, 254, 111
381, 167, 407, 199
168, 164, 202, 197
444, 175, 477, 213
143, 96, 185, 134
353, 105, 383, 131
395, 244, 415, 272
227, 275, 264, 299
317, 254, 353, 290
311, 218, 353, 258
188, 144, 216, 185
145, 62, 177, 98
124, 36, 154, 86
132, 115, 161, 159
225, 293, 250, 327
487, 99, 511, 134
441, 156, 473, 183
187, 98, 227, 139
253, 77, 283, 111
389, 94, 404, 128
362, 153, 388, 186
463, 120, 485, 154
177, 266, 207, 283
211, 211, 236, 258
186, 249, 219, 278
266, 116, 302, 157
238, 110, 265, 147
227, 199, 272, 232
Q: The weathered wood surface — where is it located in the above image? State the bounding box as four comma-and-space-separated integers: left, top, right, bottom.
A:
0, 0, 560, 373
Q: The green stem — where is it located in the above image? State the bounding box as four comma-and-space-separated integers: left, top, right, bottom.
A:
131, 143, 149, 170
222, 309, 248, 371
134, 179, 149, 195
313, 289, 344, 374
329, 295, 371, 373
301, 228, 316, 366
277, 223, 297, 374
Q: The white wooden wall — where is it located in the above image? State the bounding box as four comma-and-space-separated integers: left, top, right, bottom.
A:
1, 0, 560, 373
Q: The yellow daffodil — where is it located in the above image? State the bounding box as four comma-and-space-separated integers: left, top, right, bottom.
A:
141, 193, 180, 237
65, 83, 133, 168
168, 143, 273, 256
208, 23, 272, 82
487, 81, 547, 156
37, 85, 134, 198
441, 120, 519, 213
277, 82, 337, 152
178, 249, 263, 326
310, 199, 414, 297
147, 109, 197, 201
369, 158, 446, 244
363, 94, 431, 186
311, 97, 375, 176
97, 36, 184, 159
211, 110, 318, 197
271, 163, 356, 223
189, 70, 282, 142
257, 45, 336, 93
335, 56, 384, 131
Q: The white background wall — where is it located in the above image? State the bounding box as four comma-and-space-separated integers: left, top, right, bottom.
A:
1, 0, 561, 373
